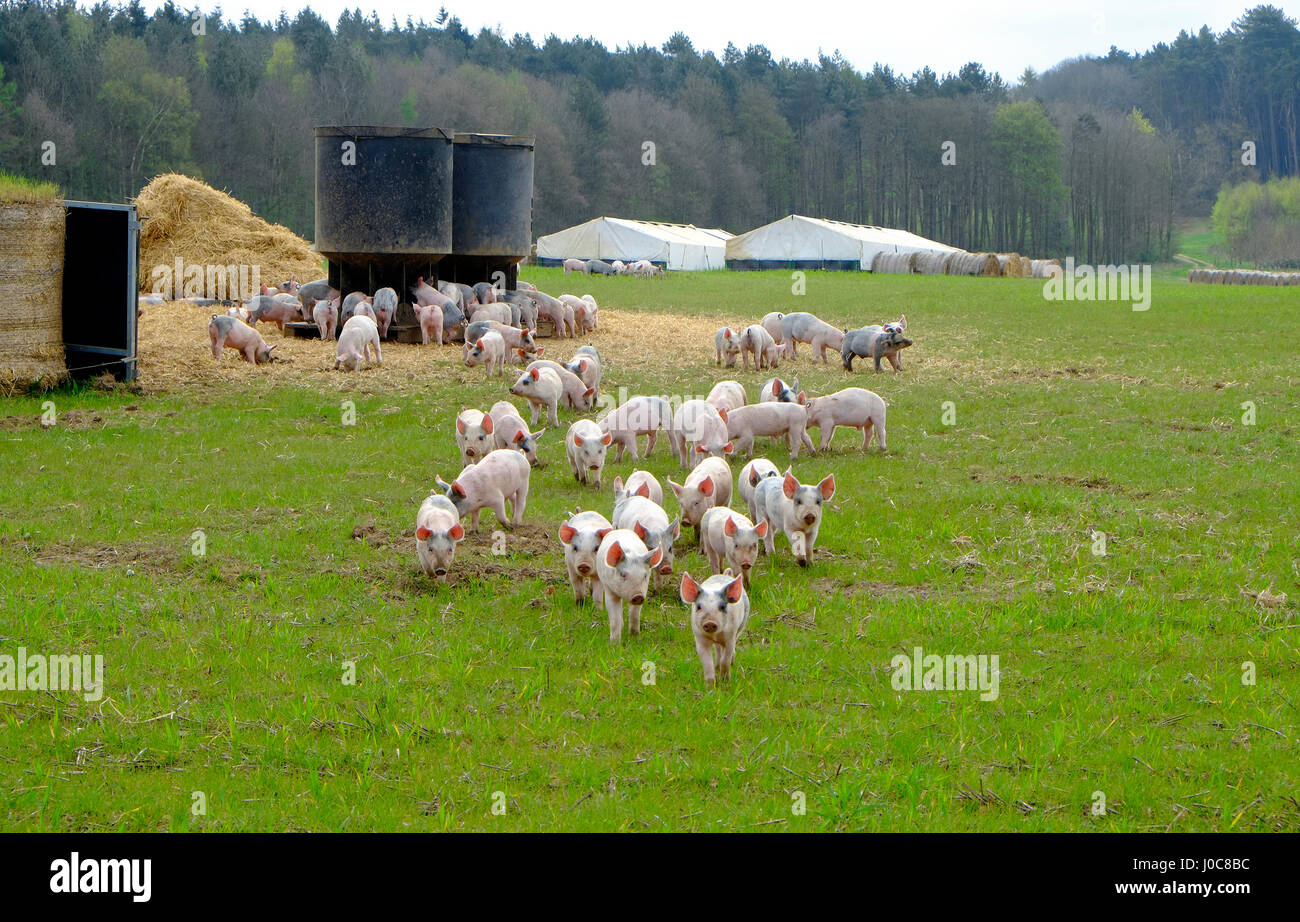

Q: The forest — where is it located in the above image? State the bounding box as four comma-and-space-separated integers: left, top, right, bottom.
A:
0, 1, 1297, 263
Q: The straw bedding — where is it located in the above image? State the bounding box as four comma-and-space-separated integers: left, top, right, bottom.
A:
134, 300, 720, 395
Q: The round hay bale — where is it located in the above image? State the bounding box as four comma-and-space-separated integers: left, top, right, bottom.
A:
135, 173, 323, 299
996, 253, 1019, 276
1031, 258, 1060, 279
915, 251, 953, 275
871, 251, 917, 274
0, 199, 66, 390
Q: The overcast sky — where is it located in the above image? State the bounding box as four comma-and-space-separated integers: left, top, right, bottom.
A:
159, 1, 1291, 80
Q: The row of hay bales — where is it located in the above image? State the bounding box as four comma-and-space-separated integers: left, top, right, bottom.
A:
1188, 268, 1300, 286
872, 249, 1059, 279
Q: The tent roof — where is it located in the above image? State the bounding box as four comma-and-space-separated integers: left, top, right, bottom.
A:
536, 217, 732, 269
726, 215, 957, 262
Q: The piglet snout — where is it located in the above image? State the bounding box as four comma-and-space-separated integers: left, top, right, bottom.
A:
702, 621, 719, 634
630, 594, 645, 606
577, 564, 591, 575
658, 564, 672, 575
803, 514, 816, 525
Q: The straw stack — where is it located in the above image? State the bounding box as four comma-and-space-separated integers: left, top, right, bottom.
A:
0, 197, 66, 390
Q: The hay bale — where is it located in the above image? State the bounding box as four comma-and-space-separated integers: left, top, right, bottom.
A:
135, 173, 322, 299
943, 252, 970, 275
915, 251, 954, 275
1030, 258, 1061, 279
996, 253, 1020, 276
871, 251, 917, 274
0, 198, 66, 390
976, 253, 1001, 276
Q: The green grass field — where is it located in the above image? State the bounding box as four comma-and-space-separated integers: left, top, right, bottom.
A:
1, 267, 1297, 831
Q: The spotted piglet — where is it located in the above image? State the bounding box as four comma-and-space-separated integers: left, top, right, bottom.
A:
680, 571, 750, 686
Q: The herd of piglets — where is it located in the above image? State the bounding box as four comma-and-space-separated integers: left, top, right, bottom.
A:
204, 270, 915, 688
205, 274, 600, 374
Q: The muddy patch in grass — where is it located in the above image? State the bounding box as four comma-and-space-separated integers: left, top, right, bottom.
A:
2, 534, 181, 578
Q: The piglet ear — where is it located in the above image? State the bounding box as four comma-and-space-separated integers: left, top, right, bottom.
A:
632, 521, 648, 540
646, 546, 663, 569
717, 407, 728, 423
818, 474, 836, 500
456, 415, 468, 434
723, 442, 734, 454
601, 432, 612, 445
696, 445, 706, 454
635, 482, 650, 498
797, 392, 806, 404
749, 468, 761, 486
725, 575, 745, 603
723, 516, 737, 537
448, 523, 464, 541
723, 329, 732, 339
584, 388, 595, 399
573, 434, 584, 446
754, 520, 768, 537
772, 380, 782, 397
452, 480, 467, 498
783, 473, 799, 498
558, 522, 577, 544
530, 368, 540, 380
596, 527, 613, 540
481, 414, 494, 434
512, 430, 525, 444
680, 572, 699, 603
699, 476, 714, 497
605, 542, 624, 567
416, 526, 432, 541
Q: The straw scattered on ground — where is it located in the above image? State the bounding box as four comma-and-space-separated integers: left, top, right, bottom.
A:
135, 301, 723, 395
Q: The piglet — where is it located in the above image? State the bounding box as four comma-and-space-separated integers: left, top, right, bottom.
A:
668, 456, 733, 542
434, 448, 530, 531
753, 470, 835, 567
415, 493, 466, 581
455, 409, 495, 466
804, 387, 887, 451
372, 287, 398, 338
680, 571, 749, 685
714, 327, 741, 367
412, 302, 444, 346
558, 511, 613, 603
312, 298, 338, 341
335, 315, 382, 371
566, 419, 612, 488
596, 530, 663, 643
489, 400, 544, 467
700, 508, 767, 587
208, 315, 276, 364
464, 331, 507, 377
738, 458, 779, 523
510, 366, 563, 428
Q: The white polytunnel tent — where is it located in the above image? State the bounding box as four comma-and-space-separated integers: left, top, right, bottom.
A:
535, 217, 732, 271
725, 214, 958, 270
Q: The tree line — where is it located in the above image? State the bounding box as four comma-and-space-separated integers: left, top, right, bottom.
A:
1, 1, 1297, 264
